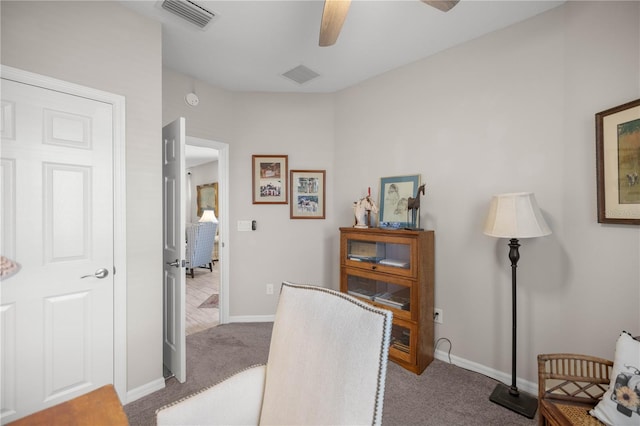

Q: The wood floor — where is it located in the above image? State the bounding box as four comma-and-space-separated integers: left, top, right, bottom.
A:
186, 261, 220, 336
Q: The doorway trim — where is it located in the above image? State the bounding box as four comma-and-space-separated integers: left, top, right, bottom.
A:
1, 65, 128, 401
185, 136, 229, 323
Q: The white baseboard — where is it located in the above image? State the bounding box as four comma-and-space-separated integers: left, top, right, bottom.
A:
434, 349, 537, 396
125, 377, 165, 405
228, 315, 276, 323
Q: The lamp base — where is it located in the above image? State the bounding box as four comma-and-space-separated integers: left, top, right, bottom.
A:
489, 383, 538, 419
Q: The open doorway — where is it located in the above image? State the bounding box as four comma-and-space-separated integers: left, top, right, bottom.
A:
184, 142, 219, 335
184, 136, 229, 331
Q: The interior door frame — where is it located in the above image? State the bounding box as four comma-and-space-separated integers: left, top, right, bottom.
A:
185, 136, 229, 324
1, 65, 128, 402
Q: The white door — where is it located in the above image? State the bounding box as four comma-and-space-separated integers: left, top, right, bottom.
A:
162, 118, 186, 383
0, 79, 114, 422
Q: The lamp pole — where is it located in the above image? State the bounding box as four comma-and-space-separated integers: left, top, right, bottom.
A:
488, 237, 537, 418
508, 238, 520, 397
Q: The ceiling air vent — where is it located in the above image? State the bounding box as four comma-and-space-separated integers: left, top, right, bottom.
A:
161, 0, 215, 29
281, 65, 320, 85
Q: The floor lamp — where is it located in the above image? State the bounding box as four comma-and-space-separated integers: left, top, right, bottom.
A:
483, 192, 551, 419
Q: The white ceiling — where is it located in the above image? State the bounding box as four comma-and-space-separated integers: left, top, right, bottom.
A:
185, 143, 219, 168
120, 0, 565, 93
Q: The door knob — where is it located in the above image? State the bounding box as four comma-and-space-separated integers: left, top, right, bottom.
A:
166, 259, 181, 268
81, 268, 109, 279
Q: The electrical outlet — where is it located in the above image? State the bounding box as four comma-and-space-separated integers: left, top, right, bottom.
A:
266, 283, 274, 295
434, 308, 443, 324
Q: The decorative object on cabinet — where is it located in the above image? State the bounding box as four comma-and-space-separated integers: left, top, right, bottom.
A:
252, 155, 288, 204
407, 183, 426, 229
196, 182, 218, 218
353, 195, 378, 228
290, 170, 326, 219
595, 98, 640, 224
340, 227, 434, 374
483, 192, 552, 419
379, 174, 420, 228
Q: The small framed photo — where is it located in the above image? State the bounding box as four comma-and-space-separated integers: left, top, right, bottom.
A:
596, 99, 640, 224
379, 174, 420, 228
252, 155, 288, 204
290, 170, 326, 219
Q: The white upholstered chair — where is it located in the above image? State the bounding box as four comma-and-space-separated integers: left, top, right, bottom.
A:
156, 281, 393, 426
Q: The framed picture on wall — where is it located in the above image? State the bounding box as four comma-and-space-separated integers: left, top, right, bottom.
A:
596, 98, 640, 224
197, 182, 218, 218
379, 174, 420, 228
290, 170, 326, 219
252, 155, 288, 204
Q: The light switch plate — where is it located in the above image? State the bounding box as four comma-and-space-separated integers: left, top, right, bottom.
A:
237, 220, 252, 232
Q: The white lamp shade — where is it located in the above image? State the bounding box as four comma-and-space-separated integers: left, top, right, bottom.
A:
483, 192, 551, 238
199, 209, 218, 223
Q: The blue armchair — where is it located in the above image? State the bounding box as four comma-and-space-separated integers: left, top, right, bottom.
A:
185, 222, 217, 278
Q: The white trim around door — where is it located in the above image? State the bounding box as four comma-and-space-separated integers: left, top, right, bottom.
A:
1, 65, 128, 403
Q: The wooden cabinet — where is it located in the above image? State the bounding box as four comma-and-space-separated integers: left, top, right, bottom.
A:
339, 227, 434, 374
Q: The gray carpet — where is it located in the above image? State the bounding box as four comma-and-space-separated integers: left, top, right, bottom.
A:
124, 323, 537, 425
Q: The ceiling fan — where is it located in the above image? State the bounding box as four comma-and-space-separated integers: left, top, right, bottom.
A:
319, 0, 460, 47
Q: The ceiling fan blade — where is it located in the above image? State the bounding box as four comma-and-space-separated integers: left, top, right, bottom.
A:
319, 0, 352, 47
421, 0, 459, 12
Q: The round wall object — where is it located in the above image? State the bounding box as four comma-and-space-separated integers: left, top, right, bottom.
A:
185, 92, 199, 107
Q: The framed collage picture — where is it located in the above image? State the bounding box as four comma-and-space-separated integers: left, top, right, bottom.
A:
290, 170, 326, 219
252, 155, 288, 204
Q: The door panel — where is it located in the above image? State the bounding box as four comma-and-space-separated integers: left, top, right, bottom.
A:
0, 78, 114, 422
44, 291, 91, 400
162, 118, 186, 383
44, 163, 91, 262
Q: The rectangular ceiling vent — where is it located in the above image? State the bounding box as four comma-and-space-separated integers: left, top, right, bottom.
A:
282, 65, 320, 85
161, 0, 215, 29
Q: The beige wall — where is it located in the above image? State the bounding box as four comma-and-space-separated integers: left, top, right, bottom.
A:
1, 1, 163, 393
228, 92, 336, 315
3, 0, 638, 397
333, 1, 640, 383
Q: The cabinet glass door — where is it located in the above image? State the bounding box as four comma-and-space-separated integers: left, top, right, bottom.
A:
390, 322, 415, 364
344, 235, 416, 278
342, 269, 413, 320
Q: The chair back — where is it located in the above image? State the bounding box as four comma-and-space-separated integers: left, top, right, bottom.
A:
259, 282, 392, 426
186, 222, 217, 268
537, 353, 613, 404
